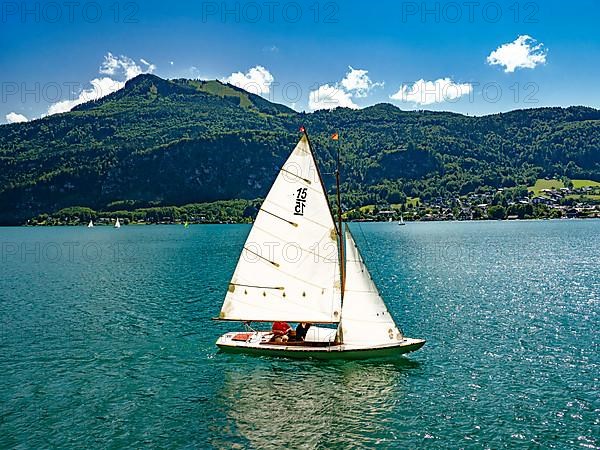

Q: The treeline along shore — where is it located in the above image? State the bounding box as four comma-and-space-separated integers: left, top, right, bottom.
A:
1, 74, 599, 225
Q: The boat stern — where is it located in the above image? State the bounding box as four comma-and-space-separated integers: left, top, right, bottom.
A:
216, 331, 269, 349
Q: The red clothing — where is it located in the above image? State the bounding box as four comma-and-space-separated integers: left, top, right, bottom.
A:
272, 321, 291, 336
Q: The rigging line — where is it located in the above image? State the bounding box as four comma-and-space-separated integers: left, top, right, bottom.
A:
244, 322, 258, 333
302, 129, 340, 238
355, 222, 386, 289
259, 208, 298, 227
348, 222, 404, 335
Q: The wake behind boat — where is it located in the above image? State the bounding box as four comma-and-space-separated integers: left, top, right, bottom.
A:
214, 130, 425, 359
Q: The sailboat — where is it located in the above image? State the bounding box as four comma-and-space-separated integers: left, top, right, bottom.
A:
398, 214, 406, 226
215, 130, 425, 359
87, 219, 94, 228
114, 218, 121, 228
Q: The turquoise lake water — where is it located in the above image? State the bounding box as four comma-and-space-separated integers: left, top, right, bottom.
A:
0, 221, 598, 448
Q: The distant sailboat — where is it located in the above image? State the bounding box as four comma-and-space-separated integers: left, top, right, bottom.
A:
87, 220, 94, 228
114, 218, 121, 228
398, 214, 406, 226
215, 130, 425, 359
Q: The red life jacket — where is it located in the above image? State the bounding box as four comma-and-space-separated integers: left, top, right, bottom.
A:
272, 321, 291, 336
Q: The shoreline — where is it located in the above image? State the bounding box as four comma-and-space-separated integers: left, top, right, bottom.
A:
7, 216, 600, 227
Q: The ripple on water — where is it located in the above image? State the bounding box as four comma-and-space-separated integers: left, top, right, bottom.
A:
0, 221, 598, 448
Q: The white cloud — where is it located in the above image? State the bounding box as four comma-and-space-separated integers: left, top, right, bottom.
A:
340, 66, 383, 98
47, 77, 126, 115
308, 84, 358, 111
47, 53, 155, 116
223, 65, 274, 96
390, 78, 473, 105
140, 58, 156, 72
308, 66, 382, 111
6, 112, 28, 123
99, 52, 155, 79
487, 35, 547, 73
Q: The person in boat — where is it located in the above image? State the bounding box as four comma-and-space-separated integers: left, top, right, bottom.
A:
271, 321, 292, 342
295, 322, 311, 341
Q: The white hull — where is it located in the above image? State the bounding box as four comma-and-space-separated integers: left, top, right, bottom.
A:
216, 331, 425, 360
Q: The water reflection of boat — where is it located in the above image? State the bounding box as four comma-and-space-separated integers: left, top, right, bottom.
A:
211, 359, 421, 448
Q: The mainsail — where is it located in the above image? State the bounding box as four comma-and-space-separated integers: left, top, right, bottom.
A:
339, 228, 403, 346
219, 135, 342, 323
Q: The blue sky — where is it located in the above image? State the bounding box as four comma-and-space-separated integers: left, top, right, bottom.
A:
1, 0, 599, 123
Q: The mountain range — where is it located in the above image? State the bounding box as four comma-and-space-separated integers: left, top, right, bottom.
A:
0, 73, 598, 225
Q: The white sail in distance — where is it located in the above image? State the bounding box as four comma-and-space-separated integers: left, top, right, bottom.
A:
219, 135, 342, 323
339, 227, 404, 346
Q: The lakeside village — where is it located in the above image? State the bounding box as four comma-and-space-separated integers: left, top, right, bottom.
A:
28, 180, 600, 226
353, 182, 600, 222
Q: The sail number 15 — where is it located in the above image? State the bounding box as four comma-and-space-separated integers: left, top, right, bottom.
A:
294, 188, 307, 216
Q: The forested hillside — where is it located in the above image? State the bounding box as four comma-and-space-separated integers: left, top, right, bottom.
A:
0, 73, 598, 224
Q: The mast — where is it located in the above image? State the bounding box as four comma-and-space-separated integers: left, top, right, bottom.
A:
334, 134, 345, 296
302, 127, 345, 298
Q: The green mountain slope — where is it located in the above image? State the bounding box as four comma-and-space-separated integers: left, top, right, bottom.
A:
0, 74, 598, 224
